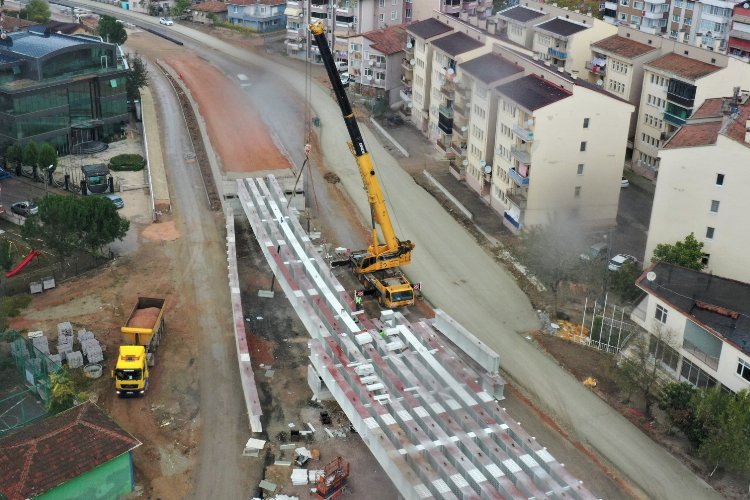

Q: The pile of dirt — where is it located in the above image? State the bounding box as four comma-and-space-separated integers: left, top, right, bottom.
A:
127, 307, 161, 329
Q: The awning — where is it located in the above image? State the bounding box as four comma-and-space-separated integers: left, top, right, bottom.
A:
284, 6, 301, 17
729, 36, 750, 52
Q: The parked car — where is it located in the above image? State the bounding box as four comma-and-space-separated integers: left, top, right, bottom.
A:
385, 114, 404, 127
159, 17, 174, 26
608, 253, 638, 271
103, 193, 124, 209
621, 177, 630, 188
10, 201, 38, 217
580, 241, 608, 261
339, 72, 353, 87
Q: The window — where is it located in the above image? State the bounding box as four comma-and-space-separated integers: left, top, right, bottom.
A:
655, 304, 668, 323
379, 0, 384, 6
620, 0, 628, 5
631, 15, 641, 23
392, 0, 397, 4
577, 163, 584, 175
710, 200, 719, 213
379, 13, 384, 22
706, 227, 715, 239
405, 8, 411, 17
737, 359, 750, 383
574, 186, 582, 197
673, 15, 680, 22
619, 12, 627, 20
716, 173, 724, 185
701, 254, 710, 266
391, 11, 397, 20
633, 0, 643, 7
650, 335, 679, 371
583, 118, 590, 128
580, 141, 587, 151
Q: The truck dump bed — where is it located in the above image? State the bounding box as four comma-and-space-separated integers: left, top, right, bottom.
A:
121, 297, 166, 347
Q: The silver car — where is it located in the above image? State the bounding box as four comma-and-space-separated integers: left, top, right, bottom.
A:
10, 200, 38, 216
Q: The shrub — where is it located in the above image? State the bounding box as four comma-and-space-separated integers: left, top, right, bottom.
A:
109, 153, 145, 171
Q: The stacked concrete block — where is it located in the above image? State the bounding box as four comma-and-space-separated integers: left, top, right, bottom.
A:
11, 338, 29, 359
66, 351, 84, 368
57, 342, 73, 361
77, 329, 94, 343
47, 353, 62, 371
81, 338, 103, 364
32, 336, 50, 355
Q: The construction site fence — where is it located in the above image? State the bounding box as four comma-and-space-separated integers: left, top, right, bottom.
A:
577, 297, 642, 355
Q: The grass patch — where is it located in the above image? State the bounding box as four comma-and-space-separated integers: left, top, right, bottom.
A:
109, 153, 145, 171
0, 294, 32, 331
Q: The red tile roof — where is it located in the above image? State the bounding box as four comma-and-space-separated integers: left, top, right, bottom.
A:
0, 14, 34, 32
0, 402, 141, 500
664, 96, 750, 150
591, 35, 656, 59
192, 0, 228, 12
646, 52, 721, 80
663, 121, 721, 148
362, 24, 407, 55
690, 97, 723, 119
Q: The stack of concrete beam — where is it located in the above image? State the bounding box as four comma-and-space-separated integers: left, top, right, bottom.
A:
57, 342, 73, 362
32, 335, 50, 355
77, 329, 95, 343
57, 322, 73, 341
290, 469, 308, 486
237, 176, 597, 500
66, 351, 84, 368
47, 353, 62, 371
81, 338, 103, 364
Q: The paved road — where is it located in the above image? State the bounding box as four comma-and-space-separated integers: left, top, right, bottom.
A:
68, 3, 720, 498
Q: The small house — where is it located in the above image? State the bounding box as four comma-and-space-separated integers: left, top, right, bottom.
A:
191, 1, 229, 25
81, 163, 110, 194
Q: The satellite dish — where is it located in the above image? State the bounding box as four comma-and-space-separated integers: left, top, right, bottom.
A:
479, 159, 486, 167
409, 59, 415, 65
646, 271, 657, 282
460, 126, 467, 132
596, 79, 604, 87
447, 68, 455, 75
407, 102, 413, 108
299, 11, 304, 17
483, 164, 492, 174
462, 159, 469, 166
406, 42, 413, 49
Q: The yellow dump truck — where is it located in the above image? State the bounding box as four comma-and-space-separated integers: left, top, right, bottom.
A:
114, 297, 166, 397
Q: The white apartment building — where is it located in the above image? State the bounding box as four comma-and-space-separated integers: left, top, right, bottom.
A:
496, 4, 547, 47
531, 16, 617, 76
728, 2, 750, 60
492, 71, 633, 232
428, 31, 487, 151
667, 0, 736, 50
457, 53, 523, 198
347, 25, 407, 103
644, 92, 750, 282
406, 18, 454, 132
633, 50, 750, 170
631, 262, 750, 394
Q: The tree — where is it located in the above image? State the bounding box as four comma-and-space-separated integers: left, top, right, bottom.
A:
609, 261, 642, 302
97, 15, 127, 45
22, 195, 130, 264
126, 54, 149, 102
23, 0, 51, 22
173, 0, 191, 17
48, 369, 88, 414
5, 144, 21, 173
37, 142, 57, 178
660, 382, 698, 436
517, 213, 587, 317
692, 388, 750, 474
22, 142, 38, 180
652, 233, 705, 270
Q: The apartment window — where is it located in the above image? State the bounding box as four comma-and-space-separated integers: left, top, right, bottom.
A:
716, 173, 724, 185
710, 200, 720, 213
391, 10, 397, 20
583, 118, 590, 128
405, 8, 411, 17
379, 0, 384, 6
619, 12, 627, 20
580, 141, 587, 151
392, 0, 397, 4
706, 227, 715, 239
701, 254, 710, 266
577, 163, 584, 175
686, 1, 694, 9
737, 359, 750, 383
620, 0, 628, 5
655, 304, 668, 323
633, 0, 643, 7
379, 13, 384, 22
631, 15, 641, 23
574, 186, 582, 197
672, 15, 680, 22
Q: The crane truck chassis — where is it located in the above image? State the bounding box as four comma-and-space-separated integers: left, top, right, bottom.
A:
114, 297, 166, 397
310, 21, 416, 309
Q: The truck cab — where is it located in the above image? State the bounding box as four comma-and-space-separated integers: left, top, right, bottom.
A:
115, 345, 149, 396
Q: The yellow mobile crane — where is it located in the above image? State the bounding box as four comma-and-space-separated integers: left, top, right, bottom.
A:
309, 21, 416, 308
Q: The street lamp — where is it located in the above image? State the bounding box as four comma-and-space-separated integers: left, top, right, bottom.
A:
44, 164, 53, 197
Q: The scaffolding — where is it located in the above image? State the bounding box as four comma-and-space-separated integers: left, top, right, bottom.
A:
0, 331, 60, 435
579, 295, 640, 354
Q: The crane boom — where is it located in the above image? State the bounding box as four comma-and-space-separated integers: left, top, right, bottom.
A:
309, 21, 414, 274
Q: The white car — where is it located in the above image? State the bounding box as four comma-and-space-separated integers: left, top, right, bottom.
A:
621, 177, 630, 188
608, 253, 638, 272
159, 17, 174, 26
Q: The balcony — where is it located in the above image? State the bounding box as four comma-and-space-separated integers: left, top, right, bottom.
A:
453, 124, 467, 139
287, 28, 304, 39
373, 78, 385, 87
438, 104, 454, 119
503, 211, 522, 230
400, 86, 412, 103
666, 91, 694, 108
438, 119, 453, 134
730, 29, 750, 41
452, 101, 465, 118
463, 0, 478, 10
441, 81, 456, 98
604, 0, 617, 7
286, 41, 304, 51
402, 58, 414, 71
664, 111, 686, 126
451, 141, 467, 157
443, 0, 462, 13
508, 167, 530, 187
510, 144, 531, 164
512, 124, 534, 142
683, 339, 720, 371
437, 137, 453, 152
506, 187, 527, 209
585, 60, 606, 76
548, 47, 568, 59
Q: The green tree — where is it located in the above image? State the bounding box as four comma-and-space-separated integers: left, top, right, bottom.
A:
652, 233, 705, 270
693, 388, 750, 474
22, 142, 38, 180
97, 15, 127, 45
48, 369, 88, 414
23, 0, 51, 22
609, 261, 643, 302
5, 144, 21, 173
517, 214, 587, 317
126, 53, 149, 102
37, 142, 57, 179
22, 195, 129, 264
173, 0, 191, 17
660, 382, 698, 435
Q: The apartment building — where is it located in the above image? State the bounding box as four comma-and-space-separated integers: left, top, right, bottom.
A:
457, 53, 523, 197
631, 262, 750, 393
633, 50, 749, 170
227, 0, 286, 33
406, 18, 454, 132
643, 92, 750, 281
612, 0, 669, 34
0, 29, 128, 154
728, 2, 750, 60
492, 71, 632, 231
496, 4, 547, 47
347, 25, 407, 102
427, 31, 487, 151
667, 0, 736, 50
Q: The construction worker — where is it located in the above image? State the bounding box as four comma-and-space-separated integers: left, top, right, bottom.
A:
354, 293, 363, 311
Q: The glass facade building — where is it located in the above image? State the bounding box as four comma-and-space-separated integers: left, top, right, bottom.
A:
0, 28, 129, 154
